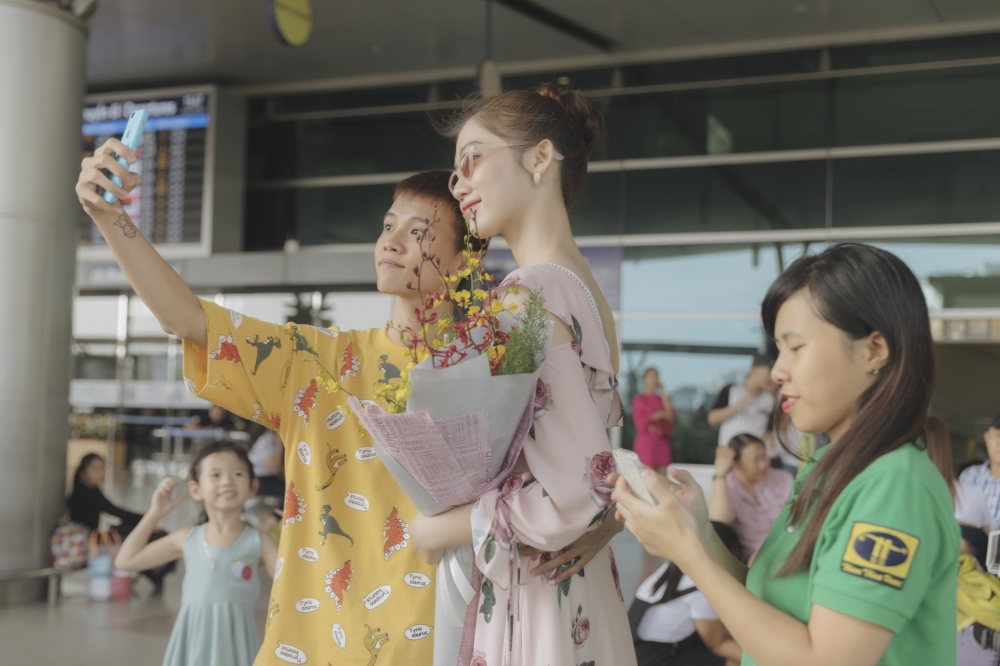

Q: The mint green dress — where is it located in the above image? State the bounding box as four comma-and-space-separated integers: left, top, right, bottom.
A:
162, 524, 262, 666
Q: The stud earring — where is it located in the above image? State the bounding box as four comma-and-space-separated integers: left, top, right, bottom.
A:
870, 367, 880, 376
533, 171, 541, 186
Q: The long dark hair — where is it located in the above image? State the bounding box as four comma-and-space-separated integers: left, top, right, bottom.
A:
653, 522, 742, 601
761, 243, 936, 576
189, 441, 256, 524
921, 415, 956, 501
72, 453, 104, 494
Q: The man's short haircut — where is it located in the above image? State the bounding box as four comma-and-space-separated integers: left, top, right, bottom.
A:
393, 170, 481, 252
751, 353, 775, 368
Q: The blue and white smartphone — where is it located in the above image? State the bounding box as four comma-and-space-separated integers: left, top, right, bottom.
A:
102, 109, 149, 204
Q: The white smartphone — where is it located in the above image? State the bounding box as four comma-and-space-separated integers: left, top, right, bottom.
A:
612, 449, 658, 505
987, 529, 1000, 575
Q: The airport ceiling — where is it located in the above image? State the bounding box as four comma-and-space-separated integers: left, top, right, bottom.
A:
85, 0, 1000, 92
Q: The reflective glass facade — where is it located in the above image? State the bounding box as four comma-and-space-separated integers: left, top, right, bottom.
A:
233, 33, 1000, 460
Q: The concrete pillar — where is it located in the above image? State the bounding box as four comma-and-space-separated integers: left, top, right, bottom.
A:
0, 0, 86, 594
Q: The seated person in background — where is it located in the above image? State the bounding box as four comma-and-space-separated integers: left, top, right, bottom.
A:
68, 453, 175, 590
629, 521, 744, 666
958, 412, 1000, 530
925, 416, 992, 567
708, 434, 793, 562
247, 423, 284, 499
631, 367, 676, 474
707, 355, 776, 448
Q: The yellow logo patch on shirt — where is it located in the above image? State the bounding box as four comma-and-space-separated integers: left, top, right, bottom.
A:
840, 522, 919, 590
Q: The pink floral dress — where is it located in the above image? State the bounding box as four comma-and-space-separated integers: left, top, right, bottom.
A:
465, 264, 637, 666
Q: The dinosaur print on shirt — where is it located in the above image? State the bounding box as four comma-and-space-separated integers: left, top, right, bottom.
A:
325, 560, 354, 611
207, 334, 241, 365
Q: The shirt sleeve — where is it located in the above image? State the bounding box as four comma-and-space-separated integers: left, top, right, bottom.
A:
711, 385, 733, 411
810, 471, 957, 633
183, 300, 299, 441
686, 590, 720, 621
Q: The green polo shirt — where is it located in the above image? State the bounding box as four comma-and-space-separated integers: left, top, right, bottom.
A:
743, 443, 959, 666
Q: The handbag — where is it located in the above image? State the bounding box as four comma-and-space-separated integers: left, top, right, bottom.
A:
649, 400, 675, 439
50, 507, 90, 571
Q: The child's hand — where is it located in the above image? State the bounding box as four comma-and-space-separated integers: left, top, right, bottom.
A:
149, 478, 186, 518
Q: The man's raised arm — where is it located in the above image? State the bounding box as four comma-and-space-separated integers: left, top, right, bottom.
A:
76, 138, 207, 348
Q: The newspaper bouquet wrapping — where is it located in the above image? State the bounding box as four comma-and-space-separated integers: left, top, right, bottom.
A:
349, 322, 552, 666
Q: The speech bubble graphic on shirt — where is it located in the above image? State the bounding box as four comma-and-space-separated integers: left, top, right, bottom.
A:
297, 441, 311, 466
362, 585, 391, 609
184, 377, 198, 395
332, 623, 347, 650
326, 409, 347, 430
355, 447, 377, 461
404, 572, 433, 588
297, 547, 319, 563
344, 491, 370, 511
229, 310, 243, 329
405, 625, 433, 640
274, 557, 284, 579
275, 643, 306, 664
326, 410, 345, 430
295, 598, 320, 613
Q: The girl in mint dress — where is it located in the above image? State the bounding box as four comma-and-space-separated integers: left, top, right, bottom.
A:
115, 441, 279, 666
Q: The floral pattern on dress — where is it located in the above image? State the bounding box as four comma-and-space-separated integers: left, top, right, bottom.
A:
582, 451, 615, 508
533, 379, 554, 419
571, 605, 590, 650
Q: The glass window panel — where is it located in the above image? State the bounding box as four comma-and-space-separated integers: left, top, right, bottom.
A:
833, 66, 1000, 146
849, 237, 1000, 309
832, 151, 1000, 227
601, 81, 826, 159
571, 171, 622, 236
831, 32, 1000, 69
623, 161, 826, 235
247, 113, 453, 182
502, 68, 614, 91
292, 183, 398, 246
622, 50, 822, 87
265, 84, 443, 115
244, 189, 295, 252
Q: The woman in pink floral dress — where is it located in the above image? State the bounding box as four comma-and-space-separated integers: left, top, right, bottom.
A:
409, 85, 637, 666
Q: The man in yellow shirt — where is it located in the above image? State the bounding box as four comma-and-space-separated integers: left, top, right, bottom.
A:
77, 146, 620, 664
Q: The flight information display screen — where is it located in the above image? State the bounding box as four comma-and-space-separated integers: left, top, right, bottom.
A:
80, 90, 211, 248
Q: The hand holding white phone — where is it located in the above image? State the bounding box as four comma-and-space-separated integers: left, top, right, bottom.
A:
612, 449, 658, 505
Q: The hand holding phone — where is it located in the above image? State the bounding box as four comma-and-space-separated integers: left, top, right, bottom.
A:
102, 109, 149, 204
612, 449, 658, 505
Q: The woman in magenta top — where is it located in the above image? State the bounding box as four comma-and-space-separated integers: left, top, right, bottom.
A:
632, 367, 676, 473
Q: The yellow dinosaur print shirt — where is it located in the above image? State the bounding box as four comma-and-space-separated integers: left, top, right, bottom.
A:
183, 301, 435, 666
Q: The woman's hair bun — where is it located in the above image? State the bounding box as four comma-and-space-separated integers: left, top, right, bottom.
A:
536, 83, 604, 159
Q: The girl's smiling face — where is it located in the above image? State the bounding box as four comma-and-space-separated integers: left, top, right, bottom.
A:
188, 450, 257, 513
771, 288, 887, 440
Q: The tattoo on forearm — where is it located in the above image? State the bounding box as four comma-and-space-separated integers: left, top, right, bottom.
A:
114, 214, 137, 239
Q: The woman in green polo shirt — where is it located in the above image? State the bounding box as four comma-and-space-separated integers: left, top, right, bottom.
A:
613, 243, 959, 666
